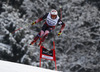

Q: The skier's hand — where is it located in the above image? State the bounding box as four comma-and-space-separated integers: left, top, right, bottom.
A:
32, 21, 36, 25
32, 19, 40, 25
58, 31, 62, 36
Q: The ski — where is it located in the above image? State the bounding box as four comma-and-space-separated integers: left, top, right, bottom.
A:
30, 40, 36, 45
38, 40, 42, 47
30, 38, 42, 46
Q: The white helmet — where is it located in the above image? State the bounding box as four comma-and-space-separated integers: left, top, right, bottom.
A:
50, 9, 58, 15
50, 9, 58, 19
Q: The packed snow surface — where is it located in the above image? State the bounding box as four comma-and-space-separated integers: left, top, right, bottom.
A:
0, 60, 62, 72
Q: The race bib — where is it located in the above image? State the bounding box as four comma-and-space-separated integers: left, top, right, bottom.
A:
46, 13, 59, 26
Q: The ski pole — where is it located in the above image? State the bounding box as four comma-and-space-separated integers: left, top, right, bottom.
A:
11, 27, 22, 34
59, 5, 62, 20
11, 21, 35, 34
57, 5, 63, 36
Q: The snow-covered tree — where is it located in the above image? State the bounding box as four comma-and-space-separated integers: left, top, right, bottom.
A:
0, 0, 100, 72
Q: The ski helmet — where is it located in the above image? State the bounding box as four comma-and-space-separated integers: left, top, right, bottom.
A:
50, 9, 58, 19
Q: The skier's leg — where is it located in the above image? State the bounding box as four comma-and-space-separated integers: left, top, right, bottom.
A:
34, 30, 44, 40
30, 30, 44, 45
41, 26, 54, 43
41, 30, 49, 42
34, 30, 45, 41
38, 30, 49, 46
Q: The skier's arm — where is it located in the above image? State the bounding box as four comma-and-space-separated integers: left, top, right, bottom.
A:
57, 19, 65, 36
32, 13, 48, 25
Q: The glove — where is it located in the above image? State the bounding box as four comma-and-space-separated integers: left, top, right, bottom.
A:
31, 21, 36, 25
31, 19, 40, 25
58, 31, 62, 36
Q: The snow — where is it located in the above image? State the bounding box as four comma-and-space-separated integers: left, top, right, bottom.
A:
0, 43, 11, 55
0, 60, 62, 72
0, 35, 4, 40
0, 43, 11, 50
0, 0, 100, 72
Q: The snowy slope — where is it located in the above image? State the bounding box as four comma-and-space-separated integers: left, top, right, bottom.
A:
0, 60, 62, 72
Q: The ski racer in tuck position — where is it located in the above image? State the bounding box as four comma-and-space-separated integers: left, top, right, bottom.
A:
30, 9, 65, 46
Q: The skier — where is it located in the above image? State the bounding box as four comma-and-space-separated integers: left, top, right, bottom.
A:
30, 9, 65, 46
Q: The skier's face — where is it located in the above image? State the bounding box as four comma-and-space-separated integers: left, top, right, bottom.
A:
51, 15, 57, 19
